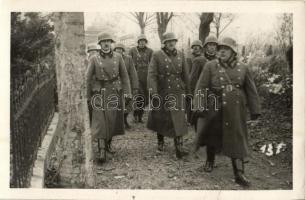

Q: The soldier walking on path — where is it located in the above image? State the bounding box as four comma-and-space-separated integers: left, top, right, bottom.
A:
114, 43, 139, 129
185, 40, 205, 125
129, 34, 153, 123
86, 32, 131, 164
203, 35, 218, 61
189, 36, 218, 127
86, 43, 101, 124
193, 37, 261, 187
147, 32, 190, 159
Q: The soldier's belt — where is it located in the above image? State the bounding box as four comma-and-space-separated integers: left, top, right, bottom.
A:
158, 73, 180, 78
98, 75, 119, 84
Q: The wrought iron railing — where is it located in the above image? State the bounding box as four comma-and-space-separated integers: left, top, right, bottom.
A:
10, 65, 56, 187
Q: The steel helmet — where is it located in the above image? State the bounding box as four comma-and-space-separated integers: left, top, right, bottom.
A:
218, 37, 237, 53
98, 32, 115, 44
162, 32, 178, 44
114, 43, 126, 51
191, 40, 203, 48
87, 43, 101, 52
137, 34, 148, 43
203, 35, 218, 47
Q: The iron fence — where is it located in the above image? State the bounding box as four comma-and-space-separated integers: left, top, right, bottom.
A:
10, 65, 56, 187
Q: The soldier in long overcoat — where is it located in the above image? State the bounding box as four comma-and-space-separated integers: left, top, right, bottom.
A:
189, 36, 218, 127
86, 43, 101, 124
129, 34, 153, 123
186, 40, 204, 73
203, 35, 218, 61
86, 32, 131, 163
193, 37, 261, 187
147, 32, 190, 159
114, 43, 139, 129
186, 40, 205, 124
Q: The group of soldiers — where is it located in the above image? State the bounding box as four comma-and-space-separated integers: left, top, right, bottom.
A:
86, 31, 261, 188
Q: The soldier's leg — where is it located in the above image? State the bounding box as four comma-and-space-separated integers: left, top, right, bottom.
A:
138, 109, 144, 123
106, 137, 116, 154
204, 146, 216, 172
231, 158, 251, 187
97, 139, 107, 163
124, 113, 130, 129
174, 136, 189, 159
157, 133, 165, 151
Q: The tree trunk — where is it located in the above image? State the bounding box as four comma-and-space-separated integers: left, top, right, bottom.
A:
199, 13, 214, 44
156, 12, 173, 43
53, 12, 95, 188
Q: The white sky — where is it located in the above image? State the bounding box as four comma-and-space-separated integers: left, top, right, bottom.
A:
84, 12, 280, 49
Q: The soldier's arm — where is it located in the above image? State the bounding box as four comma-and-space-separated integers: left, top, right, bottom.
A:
86, 57, 95, 99
189, 58, 206, 94
193, 63, 211, 111
181, 53, 191, 95
147, 52, 158, 95
244, 65, 261, 115
119, 55, 132, 96
128, 57, 139, 92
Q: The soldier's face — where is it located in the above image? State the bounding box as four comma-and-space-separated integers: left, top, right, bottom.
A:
218, 46, 233, 61
165, 40, 177, 51
206, 43, 217, 54
192, 46, 202, 55
99, 40, 112, 51
138, 40, 147, 48
114, 48, 124, 55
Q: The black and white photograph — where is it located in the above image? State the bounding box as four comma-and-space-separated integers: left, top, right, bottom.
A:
1, 0, 305, 200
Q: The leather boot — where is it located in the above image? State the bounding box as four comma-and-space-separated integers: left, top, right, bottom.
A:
174, 136, 189, 159
232, 158, 251, 187
157, 133, 164, 151
204, 146, 216, 172
133, 111, 138, 123
124, 113, 130, 129
106, 138, 116, 154
97, 139, 107, 164
138, 110, 144, 123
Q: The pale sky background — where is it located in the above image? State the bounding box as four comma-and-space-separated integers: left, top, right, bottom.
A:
84, 12, 280, 50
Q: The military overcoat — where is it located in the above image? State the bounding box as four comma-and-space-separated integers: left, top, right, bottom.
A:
86, 51, 131, 140
129, 46, 153, 104
147, 49, 190, 138
122, 54, 139, 113
194, 58, 261, 159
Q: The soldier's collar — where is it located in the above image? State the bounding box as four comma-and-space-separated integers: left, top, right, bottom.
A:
100, 49, 113, 58
218, 56, 237, 68
137, 46, 147, 51
205, 51, 216, 60
162, 47, 177, 57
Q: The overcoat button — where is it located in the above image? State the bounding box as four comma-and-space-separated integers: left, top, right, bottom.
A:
237, 69, 241, 72
236, 101, 239, 104
223, 101, 227, 105
223, 93, 226, 97
225, 122, 229, 126
168, 79, 170, 82
221, 86, 225, 89
168, 86, 171, 89
220, 77, 224, 80
166, 65, 169, 68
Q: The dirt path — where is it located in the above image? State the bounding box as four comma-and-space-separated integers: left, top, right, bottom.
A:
94, 112, 292, 190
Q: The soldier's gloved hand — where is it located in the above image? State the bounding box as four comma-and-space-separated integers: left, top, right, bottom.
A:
250, 114, 260, 120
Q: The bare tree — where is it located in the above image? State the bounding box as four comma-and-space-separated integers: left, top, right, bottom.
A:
53, 12, 95, 188
212, 13, 235, 38
198, 13, 214, 44
128, 12, 155, 34
156, 12, 174, 42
